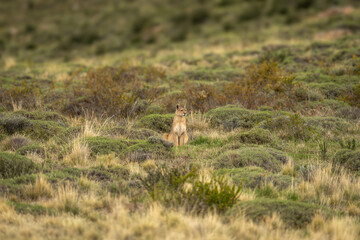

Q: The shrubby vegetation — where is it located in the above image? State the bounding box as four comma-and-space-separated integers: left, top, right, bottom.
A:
1, 1, 360, 239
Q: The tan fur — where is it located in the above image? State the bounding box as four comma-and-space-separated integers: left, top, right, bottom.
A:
163, 104, 189, 147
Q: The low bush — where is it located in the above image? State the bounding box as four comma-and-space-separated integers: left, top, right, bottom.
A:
16, 144, 45, 157
83, 137, 131, 156
342, 83, 360, 108
260, 113, 314, 141
0, 80, 40, 110
180, 82, 226, 113
1, 134, 31, 151
0, 114, 30, 135
0, 112, 67, 140
215, 147, 287, 172
332, 149, 360, 173
215, 167, 298, 190
206, 105, 273, 131
309, 82, 347, 99
8, 201, 56, 216
190, 136, 222, 146
122, 137, 173, 162
228, 128, 273, 145
224, 60, 297, 109
84, 136, 172, 160
136, 114, 174, 133
0, 152, 40, 178
12, 110, 67, 125
104, 126, 159, 140
23, 120, 67, 140
305, 116, 350, 133
141, 166, 240, 213
61, 65, 165, 118
227, 198, 319, 229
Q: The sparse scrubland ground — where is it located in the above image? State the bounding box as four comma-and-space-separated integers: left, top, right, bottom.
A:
1, 0, 360, 239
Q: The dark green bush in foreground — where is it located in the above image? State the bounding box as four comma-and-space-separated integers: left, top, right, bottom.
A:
141, 166, 240, 213
332, 149, 360, 173
0, 152, 40, 178
227, 198, 320, 228
215, 167, 298, 190
216, 147, 287, 172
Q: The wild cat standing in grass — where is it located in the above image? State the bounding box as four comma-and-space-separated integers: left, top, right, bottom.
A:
163, 104, 189, 147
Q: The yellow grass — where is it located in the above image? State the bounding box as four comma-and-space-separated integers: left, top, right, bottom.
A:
24, 174, 54, 200
63, 138, 90, 167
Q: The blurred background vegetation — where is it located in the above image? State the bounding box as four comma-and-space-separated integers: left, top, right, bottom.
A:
1, 0, 360, 61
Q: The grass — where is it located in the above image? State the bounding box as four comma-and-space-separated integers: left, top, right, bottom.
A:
1, 1, 360, 239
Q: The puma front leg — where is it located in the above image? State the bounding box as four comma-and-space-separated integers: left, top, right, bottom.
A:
179, 133, 189, 146
173, 134, 179, 147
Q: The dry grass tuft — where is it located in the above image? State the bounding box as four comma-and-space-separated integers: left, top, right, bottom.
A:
54, 182, 80, 214
94, 153, 120, 167
297, 163, 360, 209
24, 174, 54, 200
4, 56, 16, 70
127, 162, 148, 179
63, 138, 90, 167
11, 99, 22, 111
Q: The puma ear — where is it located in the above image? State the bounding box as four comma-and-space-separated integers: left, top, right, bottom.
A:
176, 104, 179, 109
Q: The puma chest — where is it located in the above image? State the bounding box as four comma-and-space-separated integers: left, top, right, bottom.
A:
173, 123, 186, 135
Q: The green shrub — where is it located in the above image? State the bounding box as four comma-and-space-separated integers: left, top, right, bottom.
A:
0, 114, 30, 135
215, 147, 287, 172
141, 166, 240, 213
190, 7, 209, 24
0, 113, 67, 140
16, 144, 45, 157
185, 175, 240, 213
227, 198, 319, 228
122, 137, 173, 162
0, 174, 36, 198
342, 83, 360, 108
54, 126, 82, 143
23, 120, 67, 141
8, 201, 56, 216
84, 137, 131, 156
298, 99, 359, 119
308, 82, 347, 99
338, 138, 357, 150
128, 128, 160, 139
215, 167, 298, 190
104, 127, 159, 140
237, 2, 262, 21
0, 152, 40, 178
228, 128, 273, 145
305, 116, 350, 133
190, 136, 222, 146
12, 110, 67, 125
255, 183, 279, 198
260, 113, 314, 141
1, 135, 31, 151
181, 82, 226, 113
136, 114, 174, 133
257, 49, 291, 63
224, 61, 297, 109
206, 105, 273, 131
145, 104, 165, 115
332, 149, 360, 173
